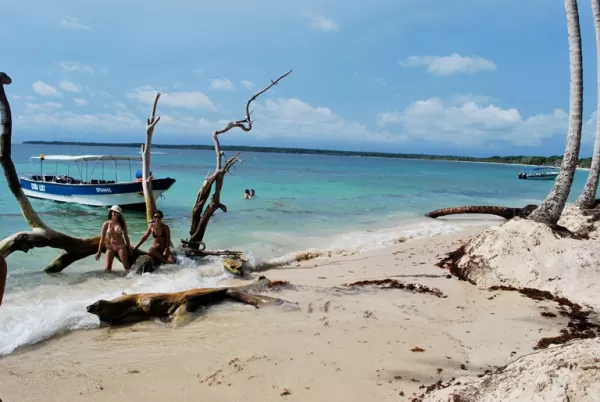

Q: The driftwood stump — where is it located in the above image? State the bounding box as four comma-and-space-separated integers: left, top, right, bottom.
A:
86, 276, 295, 325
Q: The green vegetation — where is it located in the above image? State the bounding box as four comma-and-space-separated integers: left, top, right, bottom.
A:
23, 141, 593, 168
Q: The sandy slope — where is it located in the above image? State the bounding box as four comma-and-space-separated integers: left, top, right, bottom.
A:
0, 228, 572, 402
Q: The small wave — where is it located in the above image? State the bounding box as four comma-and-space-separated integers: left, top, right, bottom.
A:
0, 215, 494, 356
0, 259, 228, 356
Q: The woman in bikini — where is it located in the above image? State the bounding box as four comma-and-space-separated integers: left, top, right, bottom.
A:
95, 205, 131, 272
134, 210, 174, 265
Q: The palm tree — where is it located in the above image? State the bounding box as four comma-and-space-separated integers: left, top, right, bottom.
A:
576, 0, 600, 209
529, 0, 584, 225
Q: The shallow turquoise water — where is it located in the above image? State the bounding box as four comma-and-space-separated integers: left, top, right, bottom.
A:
0, 143, 593, 355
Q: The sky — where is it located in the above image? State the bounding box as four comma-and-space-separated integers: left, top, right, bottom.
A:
2, 0, 600, 157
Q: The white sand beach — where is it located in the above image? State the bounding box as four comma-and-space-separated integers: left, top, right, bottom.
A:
0, 226, 580, 402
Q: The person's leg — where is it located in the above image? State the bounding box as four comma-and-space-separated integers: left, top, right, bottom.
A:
0, 255, 7, 306
105, 248, 115, 272
117, 247, 131, 271
149, 246, 169, 265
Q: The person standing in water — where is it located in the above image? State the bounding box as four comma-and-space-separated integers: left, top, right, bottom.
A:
0, 255, 6, 306
96, 205, 131, 272
134, 210, 174, 265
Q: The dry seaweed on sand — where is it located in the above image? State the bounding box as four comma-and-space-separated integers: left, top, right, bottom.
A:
342, 278, 447, 298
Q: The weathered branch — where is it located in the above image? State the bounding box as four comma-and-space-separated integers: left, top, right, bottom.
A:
0, 255, 6, 305
141, 92, 161, 223
425, 205, 538, 220
186, 70, 292, 249
0, 73, 47, 230
86, 276, 295, 325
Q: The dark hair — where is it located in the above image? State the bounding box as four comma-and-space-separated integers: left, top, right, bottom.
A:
244, 189, 250, 194
107, 210, 126, 228
250, 189, 255, 195
154, 210, 164, 218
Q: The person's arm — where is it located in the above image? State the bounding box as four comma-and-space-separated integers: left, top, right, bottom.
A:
164, 225, 171, 256
96, 221, 108, 259
123, 223, 131, 248
134, 225, 152, 250
0, 255, 7, 306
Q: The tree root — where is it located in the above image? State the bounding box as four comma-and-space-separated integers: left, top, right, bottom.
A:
86, 276, 296, 325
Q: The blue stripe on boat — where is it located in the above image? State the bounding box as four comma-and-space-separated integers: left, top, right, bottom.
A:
19, 177, 176, 196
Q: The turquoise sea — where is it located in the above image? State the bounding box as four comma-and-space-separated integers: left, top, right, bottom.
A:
0, 143, 593, 355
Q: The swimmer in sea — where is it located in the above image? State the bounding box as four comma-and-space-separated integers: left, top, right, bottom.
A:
244, 189, 252, 199
96, 205, 131, 272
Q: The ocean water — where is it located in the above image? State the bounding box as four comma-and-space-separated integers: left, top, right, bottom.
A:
0, 143, 592, 355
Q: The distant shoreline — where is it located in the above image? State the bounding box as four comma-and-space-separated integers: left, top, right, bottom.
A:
21, 141, 593, 169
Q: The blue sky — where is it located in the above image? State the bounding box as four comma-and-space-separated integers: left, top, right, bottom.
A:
2, 0, 599, 157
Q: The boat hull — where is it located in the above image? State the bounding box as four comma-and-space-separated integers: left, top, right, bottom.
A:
19, 177, 176, 210
523, 174, 558, 181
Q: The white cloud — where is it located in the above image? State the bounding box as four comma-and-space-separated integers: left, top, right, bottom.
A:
60, 16, 89, 30
399, 53, 496, 76
449, 93, 495, 106
73, 98, 88, 106
128, 97, 399, 144
192, 68, 205, 75
310, 15, 339, 32
25, 102, 63, 113
126, 85, 217, 111
377, 111, 403, 126
376, 97, 585, 147
59, 80, 81, 93
32, 81, 62, 97
241, 80, 254, 90
209, 78, 235, 90
59, 61, 94, 74
105, 101, 127, 109
249, 98, 398, 143
18, 110, 142, 132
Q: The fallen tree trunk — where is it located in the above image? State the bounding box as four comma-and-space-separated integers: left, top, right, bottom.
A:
425, 205, 538, 220
86, 276, 294, 325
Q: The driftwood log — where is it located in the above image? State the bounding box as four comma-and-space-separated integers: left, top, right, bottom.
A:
183, 70, 293, 253
425, 204, 538, 220
86, 276, 295, 325
0, 72, 148, 273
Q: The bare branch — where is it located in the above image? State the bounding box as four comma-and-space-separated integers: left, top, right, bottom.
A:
214, 69, 292, 136
0, 72, 47, 230
142, 92, 161, 222
186, 70, 291, 249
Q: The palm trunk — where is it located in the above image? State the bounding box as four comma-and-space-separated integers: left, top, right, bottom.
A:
530, 0, 584, 225
576, 0, 600, 209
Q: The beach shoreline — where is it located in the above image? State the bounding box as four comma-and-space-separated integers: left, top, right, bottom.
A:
0, 224, 573, 402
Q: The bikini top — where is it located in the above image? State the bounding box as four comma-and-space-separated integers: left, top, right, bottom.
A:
107, 221, 123, 237
152, 223, 166, 239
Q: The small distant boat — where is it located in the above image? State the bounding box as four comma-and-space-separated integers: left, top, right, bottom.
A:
518, 166, 559, 181
20, 154, 176, 209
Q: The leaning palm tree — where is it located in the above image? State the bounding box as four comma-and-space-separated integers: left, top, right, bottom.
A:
529, 0, 584, 225
576, 0, 600, 209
